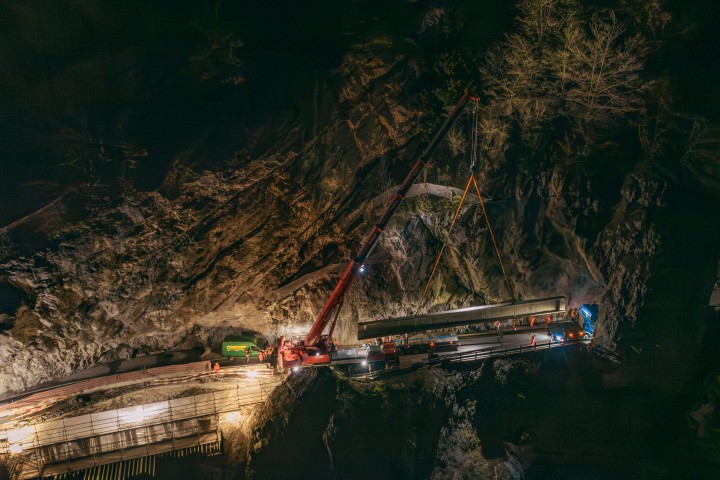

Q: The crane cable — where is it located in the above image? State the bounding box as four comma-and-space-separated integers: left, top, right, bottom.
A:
472, 175, 515, 302
421, 100, 478, 303
468, 98, 515, 301
420, 174, 474, 302
420, 99, 516, 303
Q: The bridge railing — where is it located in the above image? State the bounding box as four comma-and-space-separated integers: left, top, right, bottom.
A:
427, 338, 586, 367
357, 338, 588, 380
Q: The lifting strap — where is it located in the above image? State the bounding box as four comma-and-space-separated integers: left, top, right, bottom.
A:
421, 174, 473, 302
420, 100, 516, 304
472, 176, 515, 302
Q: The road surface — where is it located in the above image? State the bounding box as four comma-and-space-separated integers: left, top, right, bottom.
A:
396, 328, 557, 368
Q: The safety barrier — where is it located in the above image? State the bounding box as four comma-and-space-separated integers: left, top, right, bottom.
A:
427, 338, 586, 366
359, 338, 588, 380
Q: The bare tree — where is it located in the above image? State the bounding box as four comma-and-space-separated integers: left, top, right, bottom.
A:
423, 160, 435, 184
555, 12, 648, 129
476, 107, 511, 169
480, 0, 648, 151
446, 125, 468, 157
516, 0, 569, 48
481, 39, 544, 108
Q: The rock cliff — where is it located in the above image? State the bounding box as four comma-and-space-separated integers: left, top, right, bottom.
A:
0, 0, 718, 402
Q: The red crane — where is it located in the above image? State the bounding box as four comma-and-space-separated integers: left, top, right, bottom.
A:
278, 90, 476, 371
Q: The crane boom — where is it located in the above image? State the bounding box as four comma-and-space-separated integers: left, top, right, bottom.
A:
304, 90, 474, 346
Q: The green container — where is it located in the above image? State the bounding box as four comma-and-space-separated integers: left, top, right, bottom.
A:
222, 335, 264, 358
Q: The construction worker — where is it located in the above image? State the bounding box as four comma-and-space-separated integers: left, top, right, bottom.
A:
258, 350, 265, 363
529, 316, 535, 327
530, 334, 536, 347
213, 362, 220, 373
245, 348, 250, 363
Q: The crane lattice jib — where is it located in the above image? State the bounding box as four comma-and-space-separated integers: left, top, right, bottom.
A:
304, 90, 474, 347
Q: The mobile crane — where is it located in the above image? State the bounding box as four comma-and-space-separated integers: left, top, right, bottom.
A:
277, 90, 476, 372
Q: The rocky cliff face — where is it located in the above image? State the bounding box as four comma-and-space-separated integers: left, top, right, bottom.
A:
1, 0, 719, 400
0, 51, 423, 393
245, 367, 534, 480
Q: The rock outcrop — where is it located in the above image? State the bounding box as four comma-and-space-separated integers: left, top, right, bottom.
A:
0, 0, 718, 403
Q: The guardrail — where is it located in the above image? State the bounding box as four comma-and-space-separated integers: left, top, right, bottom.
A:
357, 338, 588, 380
427, 338, 587, 367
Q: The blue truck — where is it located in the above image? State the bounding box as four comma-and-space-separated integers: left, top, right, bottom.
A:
549, 304, 598, 342
580, 304, 598, 335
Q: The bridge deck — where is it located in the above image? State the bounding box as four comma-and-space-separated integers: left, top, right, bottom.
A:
1, 372, 281, 480
357, 296, 566, 340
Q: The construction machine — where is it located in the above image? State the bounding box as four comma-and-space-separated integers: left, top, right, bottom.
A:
277, 90, 476, 373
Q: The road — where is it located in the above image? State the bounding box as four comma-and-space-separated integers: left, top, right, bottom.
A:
396, 327, 555, 368
0, 346, 265, 406
1, 327, 566, 424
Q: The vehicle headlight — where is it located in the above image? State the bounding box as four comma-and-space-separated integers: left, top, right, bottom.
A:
361, 360, 367, 366
292, 367, 299, 373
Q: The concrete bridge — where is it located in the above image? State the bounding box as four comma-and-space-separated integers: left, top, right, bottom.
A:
0, 368, 280, 479
357, 296, 567, 340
